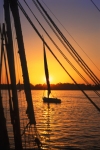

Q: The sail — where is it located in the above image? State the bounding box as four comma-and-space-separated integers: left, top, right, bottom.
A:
43, 42, 51, 98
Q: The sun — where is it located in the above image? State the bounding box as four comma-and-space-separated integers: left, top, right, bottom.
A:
49, 76, 53, 83
43, 75, 53, 84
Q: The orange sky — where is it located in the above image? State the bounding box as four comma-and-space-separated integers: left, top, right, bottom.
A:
0, 0, 100, 85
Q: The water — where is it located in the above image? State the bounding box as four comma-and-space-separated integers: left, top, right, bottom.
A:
2, 90, 100, 149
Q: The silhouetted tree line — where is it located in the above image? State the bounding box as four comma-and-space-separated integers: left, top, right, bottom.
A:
0, 83, 100, 90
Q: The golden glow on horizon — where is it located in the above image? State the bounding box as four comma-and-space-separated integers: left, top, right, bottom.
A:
0, 1, 100, 85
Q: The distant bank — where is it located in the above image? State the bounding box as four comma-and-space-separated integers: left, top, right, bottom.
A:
0, 83, 100, 90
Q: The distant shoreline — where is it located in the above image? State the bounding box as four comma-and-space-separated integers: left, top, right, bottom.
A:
0, 83, 100, 90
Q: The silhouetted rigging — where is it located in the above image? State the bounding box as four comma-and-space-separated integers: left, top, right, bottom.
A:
35, 0, 100, 87
23, 0, 100, 98
90, 0, 100, 12
17, 0, 100, 113
0, 1, 100, 149
41, 0, 100, 72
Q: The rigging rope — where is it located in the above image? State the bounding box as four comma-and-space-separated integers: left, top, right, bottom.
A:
4, 44, 14, 125
36, 0, 100, 87
29, 0, 100, 89
32, 0, 99, 87
24, 0, 100, 98
41, 0, 100, 72
90, 0, 100, 12
17, 1, 100, 113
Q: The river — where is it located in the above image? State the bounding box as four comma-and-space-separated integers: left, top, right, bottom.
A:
2, 90, 100, 149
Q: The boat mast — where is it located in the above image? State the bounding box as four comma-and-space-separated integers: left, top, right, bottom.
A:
3, 0, 22, 149
0, 24, 10, 150
43, 42, 51, 98
9, 0, 36, 125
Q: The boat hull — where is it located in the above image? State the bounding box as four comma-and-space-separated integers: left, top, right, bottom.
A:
43, 97, 61, 103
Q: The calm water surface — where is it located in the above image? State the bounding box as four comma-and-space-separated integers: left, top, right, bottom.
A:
32, 90, 100, 150
2, 90, 100, 149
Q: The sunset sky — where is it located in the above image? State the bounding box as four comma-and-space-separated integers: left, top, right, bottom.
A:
0, 0, 100, 85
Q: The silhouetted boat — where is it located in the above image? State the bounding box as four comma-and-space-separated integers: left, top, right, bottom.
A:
42, 41, 61, 104
1, 0, 100, 149
43, 96, 61, 103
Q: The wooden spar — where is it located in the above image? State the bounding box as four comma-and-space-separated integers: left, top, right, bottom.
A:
3, 0, 22, 149
9, 0, 36, 125
3, 24, 15, 125
0, 24, 10, 150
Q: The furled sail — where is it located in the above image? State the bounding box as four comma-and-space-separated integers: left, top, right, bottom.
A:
43, 42, 51, 98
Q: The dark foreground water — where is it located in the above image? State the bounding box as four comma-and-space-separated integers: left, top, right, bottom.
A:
2, 90, 100, 149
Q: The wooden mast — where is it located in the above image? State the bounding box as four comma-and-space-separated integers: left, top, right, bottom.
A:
0, 24, 10, 150
3, 0, 22, 149
9, 0, 36, 125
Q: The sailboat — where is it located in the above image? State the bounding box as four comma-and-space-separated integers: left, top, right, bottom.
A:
42, 42, 61, 104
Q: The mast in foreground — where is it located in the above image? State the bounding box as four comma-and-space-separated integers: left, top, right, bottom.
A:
0, 0, 41, 149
